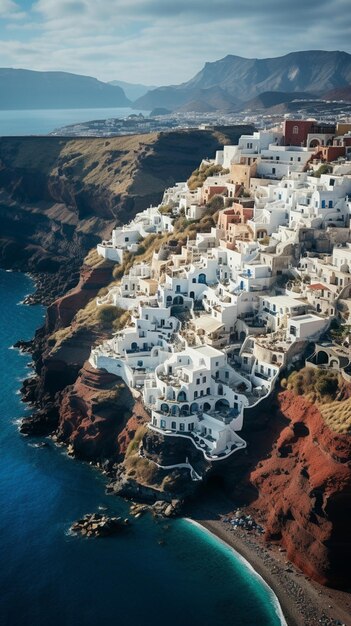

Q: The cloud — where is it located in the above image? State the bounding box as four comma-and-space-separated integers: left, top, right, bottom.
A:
0, 0, 349, 84
0, 0, 25, 19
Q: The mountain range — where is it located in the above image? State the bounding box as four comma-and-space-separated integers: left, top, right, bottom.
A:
109, 80, 158, 101
0, 69, 131, 110
1, 51, 351, 113
134, 50, 351, 112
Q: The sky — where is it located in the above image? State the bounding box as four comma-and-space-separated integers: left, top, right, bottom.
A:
0, 0, 350, 85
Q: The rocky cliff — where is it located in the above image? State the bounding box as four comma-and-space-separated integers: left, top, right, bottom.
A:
249, 391, 351, 589
0, 126, 253, 300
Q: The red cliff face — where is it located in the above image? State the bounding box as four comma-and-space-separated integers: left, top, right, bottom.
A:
250, 391, 351, 588
57, 361, 148, 461
46, 262, 113, 332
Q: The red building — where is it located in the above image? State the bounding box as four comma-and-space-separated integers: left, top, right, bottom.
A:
283, 120, 315, 146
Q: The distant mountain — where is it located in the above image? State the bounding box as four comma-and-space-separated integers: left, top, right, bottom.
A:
323, 85, 351, 102
240, 91, 318, 112
176, 87, 237, 113
109, 80, 158, 101
0, 69, 131, 110
134, 50, 351, 111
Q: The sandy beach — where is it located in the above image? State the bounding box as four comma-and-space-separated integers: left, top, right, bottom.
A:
187, 499, 351, 626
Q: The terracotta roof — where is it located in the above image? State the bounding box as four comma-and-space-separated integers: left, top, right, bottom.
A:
308, 283, 330, 291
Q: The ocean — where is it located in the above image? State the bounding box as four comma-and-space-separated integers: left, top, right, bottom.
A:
0, 108, 148, 136
0, 269, 284, 626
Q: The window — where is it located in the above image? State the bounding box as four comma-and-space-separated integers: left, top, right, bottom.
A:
125, 236, 129, 242
328, 200, 333, 208
179, 423, 185, 431
137, 360, 143, 367
272, 168, 276, 175
194, 391, 198, 399
206, 387, 210, 395
202, 376, 206, 383
176, 285, 181, 293
293, 125, 299, 134
171, 421, 176, 430
290, 326, 297, 336
297, 157, 301, 162
160, 419, 166, 428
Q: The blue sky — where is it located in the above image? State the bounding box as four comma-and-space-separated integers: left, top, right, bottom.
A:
0, 0, 350, 85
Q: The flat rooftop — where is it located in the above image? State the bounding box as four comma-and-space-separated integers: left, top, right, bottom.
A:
260, 294, 305, 308
290, 314, 325, 324
192, 344, 224, 358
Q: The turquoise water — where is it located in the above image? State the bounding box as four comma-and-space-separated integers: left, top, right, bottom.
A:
0, 108, 148, 136
0, 269, 283, 626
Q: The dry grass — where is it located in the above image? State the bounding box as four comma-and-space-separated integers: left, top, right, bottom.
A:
124, 454, 161, 487
187, 163, 228, 190
284, 367, 351, 434
91, 382, 126, 406
125, 426, 147, 459
320, 398, 351, 434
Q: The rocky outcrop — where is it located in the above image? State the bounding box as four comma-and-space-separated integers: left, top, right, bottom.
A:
56, 362, 138, 461
70, 513, 129, 538
46, 261, 114, 332
249, 391, 351, 588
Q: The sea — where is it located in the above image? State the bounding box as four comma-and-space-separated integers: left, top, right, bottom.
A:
0, 108, 148, 136
0, 272, 286, 626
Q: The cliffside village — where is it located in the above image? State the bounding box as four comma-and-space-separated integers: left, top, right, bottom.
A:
89, 119, 351, 468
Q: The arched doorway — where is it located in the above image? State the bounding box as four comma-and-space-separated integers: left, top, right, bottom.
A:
215, 398, 230, 413
177, 390, 187, 402
316, 350, 329, 365
198, 273, 207, 284
173, 295, 184, 305
160, 403, 169, 414
203, 402, 211, 412
190, 402, 199, 413
180, 404, 190, 416
309, 139, 321, 148
171, 405, 180, 416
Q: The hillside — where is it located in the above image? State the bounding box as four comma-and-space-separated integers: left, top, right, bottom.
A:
0, 68, 131, 109
0, 125, 253, 295
239, 90, 318, 111
134, 50, 351, 111
323, 85, 351, 102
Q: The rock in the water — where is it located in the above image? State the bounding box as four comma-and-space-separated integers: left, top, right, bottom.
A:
70, 513, 129, 538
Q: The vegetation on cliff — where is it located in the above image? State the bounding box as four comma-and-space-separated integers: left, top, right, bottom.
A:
282, 367, 351, 434
187, 163, 228, 190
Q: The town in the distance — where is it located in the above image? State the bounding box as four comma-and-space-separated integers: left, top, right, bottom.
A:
88, 118, 351, 474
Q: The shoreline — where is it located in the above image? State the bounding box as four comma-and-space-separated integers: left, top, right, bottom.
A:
186, 518, 288, 626
187, 502, 351, 626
